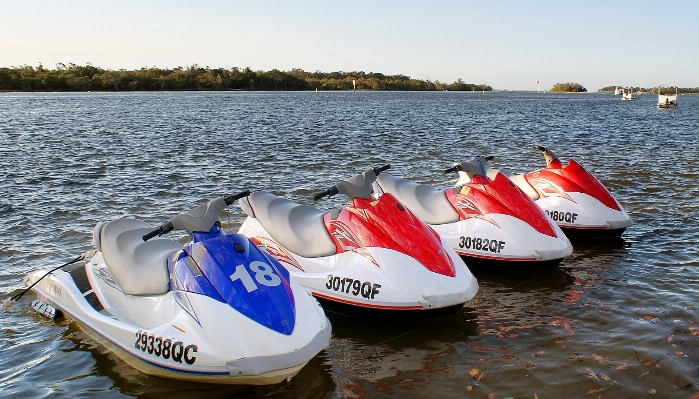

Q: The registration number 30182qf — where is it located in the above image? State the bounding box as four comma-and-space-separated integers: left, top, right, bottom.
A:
458, 236, 506, 253
326, 275, 381, 299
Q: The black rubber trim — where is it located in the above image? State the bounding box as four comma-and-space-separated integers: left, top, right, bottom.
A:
67, 264, 92, 293
314, 296, 464, 319
66, 263, 105, 312
84, 292, 104, 312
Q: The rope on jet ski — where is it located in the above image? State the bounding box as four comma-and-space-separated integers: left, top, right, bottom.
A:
9, 249, 97, 302
430, 178, 459, 186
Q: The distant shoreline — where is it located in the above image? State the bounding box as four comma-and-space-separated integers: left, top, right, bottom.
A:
0, 64, 492, 92
4, 89, 697, 95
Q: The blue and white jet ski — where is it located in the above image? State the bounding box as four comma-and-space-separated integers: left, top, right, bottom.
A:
19, 192, 331, 385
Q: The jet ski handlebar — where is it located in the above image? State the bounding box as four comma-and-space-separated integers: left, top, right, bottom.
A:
142, 191, 251, 241
224, 190, 252, 206
313, 164, 390, 201
142, 222, 175, 242
373, 164, 391, 175
313, 186, 339, 201
444, 164, 463, 175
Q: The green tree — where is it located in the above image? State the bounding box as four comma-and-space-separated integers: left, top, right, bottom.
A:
0, 63, 493, 92
550, 82, 587, 92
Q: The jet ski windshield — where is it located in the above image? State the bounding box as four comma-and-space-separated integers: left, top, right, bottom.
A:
171, 197, 228, 234
535, 145, 561, 165
142, 191, 251, 241
336, 168, 378, 200
445, 156, 494, 180
313, 165, 390, 201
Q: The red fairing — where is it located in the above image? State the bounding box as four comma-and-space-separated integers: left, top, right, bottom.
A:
445, 172, 558, 237
324, 193, 456, 277
527, 159, 621, 211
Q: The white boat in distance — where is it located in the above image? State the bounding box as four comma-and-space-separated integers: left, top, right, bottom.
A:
614, 86, 623, 95
622, 87, 641, 100
658, 86, 678, 109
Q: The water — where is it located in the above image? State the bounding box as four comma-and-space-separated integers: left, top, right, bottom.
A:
1, 91, 698, 398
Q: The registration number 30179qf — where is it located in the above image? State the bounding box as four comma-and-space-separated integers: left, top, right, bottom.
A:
326, 275, 381, 299
459, 236, 506, 253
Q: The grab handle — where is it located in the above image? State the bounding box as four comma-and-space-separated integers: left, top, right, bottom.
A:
313, 186, 339, 201
444, 164, 463, 174
142, 222, 174, 242
373, 164, 391, 175
224, 190, 251, 206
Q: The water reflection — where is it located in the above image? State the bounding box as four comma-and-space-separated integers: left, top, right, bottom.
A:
3, 92, 699, 398
60, 323, 335, 399
325, 311, 478, 398
321, 237, 630, 398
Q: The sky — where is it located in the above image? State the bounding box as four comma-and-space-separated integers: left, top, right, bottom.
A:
1, 0, 697, 91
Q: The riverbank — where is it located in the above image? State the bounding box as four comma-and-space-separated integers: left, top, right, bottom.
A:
0, 64, 492, 92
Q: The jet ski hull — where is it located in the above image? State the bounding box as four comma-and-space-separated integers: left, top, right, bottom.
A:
533, 192, 633, 239
24, 252, 331, 385
239, 217, 479, 316
430, 213, 572, 269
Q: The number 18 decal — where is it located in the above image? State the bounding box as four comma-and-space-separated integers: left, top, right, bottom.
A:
229, 261, 281, 292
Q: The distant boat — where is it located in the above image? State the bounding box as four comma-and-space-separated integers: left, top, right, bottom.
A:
622, 87, 641, 100
614, 86, 623, 95
657, 86, 678, 109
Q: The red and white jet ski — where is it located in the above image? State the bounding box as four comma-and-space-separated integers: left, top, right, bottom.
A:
375, 157, 572, 269
237, 165, 479, 316
500, 146, 633, 237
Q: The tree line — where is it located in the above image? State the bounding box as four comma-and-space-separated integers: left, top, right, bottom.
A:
0, 63, 492, 92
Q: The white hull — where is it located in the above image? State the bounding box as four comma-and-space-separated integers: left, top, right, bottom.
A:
534, 192, 633, 232
238, 217, 479, 312
658, 95, 678, 109
25, 252, 331, 385
431, 214, 572, 262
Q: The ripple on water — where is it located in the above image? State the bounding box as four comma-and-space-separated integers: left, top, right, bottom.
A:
1, 92, 699, 398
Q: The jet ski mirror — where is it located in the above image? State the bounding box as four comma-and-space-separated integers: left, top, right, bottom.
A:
313, 164, 390, 201
535, 145, 560, 165
444, 156, 492, 179
142, 190, 251, 241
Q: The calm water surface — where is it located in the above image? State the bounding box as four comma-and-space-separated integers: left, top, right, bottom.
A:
1, 91, 698, 398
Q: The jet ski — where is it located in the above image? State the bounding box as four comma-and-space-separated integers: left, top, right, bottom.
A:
375, 157, 572, 269
500, 146, 633, 237
237, 165, 479, 317
18, 192, 331, 385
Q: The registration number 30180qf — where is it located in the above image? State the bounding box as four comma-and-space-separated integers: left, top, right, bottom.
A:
458, 236, 506, 253
326, 275, 381, 299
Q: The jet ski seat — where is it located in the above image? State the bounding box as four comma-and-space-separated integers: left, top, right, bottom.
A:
508, 174, 540, 200
240, 192, 337, 258
376, 173, 459, 225
95, 219, 181, 295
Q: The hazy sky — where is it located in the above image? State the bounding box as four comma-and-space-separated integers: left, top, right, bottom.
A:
2, 1, 697, 91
